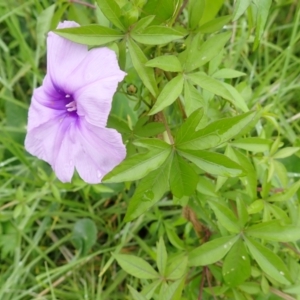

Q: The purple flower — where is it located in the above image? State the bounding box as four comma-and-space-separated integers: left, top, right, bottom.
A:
25, 21, 126, 184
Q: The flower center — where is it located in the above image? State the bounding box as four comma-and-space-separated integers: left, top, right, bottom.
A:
65, 94, 77, 112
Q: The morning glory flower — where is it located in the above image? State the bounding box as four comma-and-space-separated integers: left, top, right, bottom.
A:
25, 21, 126, 184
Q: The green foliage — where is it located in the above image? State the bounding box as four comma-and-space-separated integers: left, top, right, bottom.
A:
2, 0, 300, 299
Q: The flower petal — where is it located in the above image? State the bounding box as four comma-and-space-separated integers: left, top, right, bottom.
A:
25, 115, 77, 182
25, 116, 126, 184
47, 21, 87, 92
74, 78, 122, 127
66, 47, 125, 126
65, 47, 125, 93
75, 118, 126, 183
27, 76, 66, 131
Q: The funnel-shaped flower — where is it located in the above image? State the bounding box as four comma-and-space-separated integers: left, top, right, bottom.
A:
25, 21, 126, 184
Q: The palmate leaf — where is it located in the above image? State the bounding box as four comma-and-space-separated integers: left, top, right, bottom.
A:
208, 200, 241, 233
95, 0, 126, 31
227, 147, 257, 200
176, 111, 256, 150
188, 0, 205, 29
175, 108, 204, 143
156, 237, 168, 275
131, 26, 186, 45
132, 15, 156, 33
245, 220, 300, 242
179, 149, 245, 177
149, 74, 184, 115
199, 15, 232, 34
124, 154, 172, 221
189, 235, 239, 266
184, 80, 205, 116
103, 140, 172, 183
222, 239, 251, 287
145, 55, 182, 72
182, 32, 231, 72
169, 152, 198, 198
244, 237, 292, 285
54, 25, 123, 45
187, 72, 248, 111
128, 285, 148, 300
127, 38, 158, 97
141, 0, 176, 24
113, 253, 159, 279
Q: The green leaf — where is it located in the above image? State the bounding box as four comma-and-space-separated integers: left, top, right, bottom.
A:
156, 237, 168, 275
131, 26, 186, 45
175, 108, 204, 144
252, 0, 272, 49
231, 137, 272, 153
183, 80, 204, 116
189, 235, 239, 266
179, 150, 245, 177
165, 254, 188, 280
124, 155, 172, 221
247, 200, 264, 214
233, 0, 252, 21
113, 253, 159, 279
145, 55, 182, 72
244, 237, 292, 285
176, 111, 256, 150
54, 25, 123, 46
246, 220, 300, 242
199, 15, 232, 34
273, 147, 300, 159
36, 4, 56, 46
199, 0, 223, 25
229, 147, 257, 200
187, 72, 248, 111
165, 224, 185, 250
209, 200, 241, 233
141, 280, 162, 299
134, 122, 165, 138
183, 32, 231, 72
236, 197, 249, 227
141, 0, 176, 24
128, 285, 148, 300
266, 180, 300, 202
128, 38, 158, 97
188, 0, 205, 29
96, 0, 126, 31
159, 278, 185, 300
223, 239, 251, 287
132, 15, 156, 32
133, 138, 172, 150
169, 152, 198, 198
71, 218, 97, 256
149, 74, 184, 115
212, 68, 246, 79
103, 144, 172, 183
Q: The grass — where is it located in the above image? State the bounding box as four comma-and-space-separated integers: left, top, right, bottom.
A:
1, 0, 300, 299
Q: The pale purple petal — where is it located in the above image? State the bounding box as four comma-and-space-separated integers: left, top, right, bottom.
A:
25, 115, 76, 172
74, 78, 122, 127
47, 21, 87, 92
27, 76, 66, 131
74, 119, 126, 183
65, 47, 125, 92
65, 47, 126, 126
25, 116, 126, 184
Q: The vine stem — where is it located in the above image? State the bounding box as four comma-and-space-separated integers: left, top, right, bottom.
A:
158, 111, 174, 144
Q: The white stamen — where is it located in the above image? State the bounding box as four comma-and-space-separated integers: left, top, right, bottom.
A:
66, 101, 77, 112
65, 94, 71, 98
